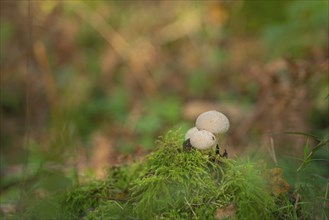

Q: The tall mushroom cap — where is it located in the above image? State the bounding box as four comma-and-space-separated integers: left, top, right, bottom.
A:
184, 127, 199, 140
195, 110, 230, 134
190, 130, 217, 150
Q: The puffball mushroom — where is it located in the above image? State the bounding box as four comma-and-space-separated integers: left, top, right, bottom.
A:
195, 110, 230, 135
183, 110, 230, 153
189, 130, 217, 150
184, 127, 199, 140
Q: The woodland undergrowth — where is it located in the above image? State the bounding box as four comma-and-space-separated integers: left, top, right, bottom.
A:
5, 130, 328, 220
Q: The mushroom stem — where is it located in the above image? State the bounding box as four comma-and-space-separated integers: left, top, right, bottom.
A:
221, 149, 228, 158
183, 138, 192, 152
216, 144, 220, 155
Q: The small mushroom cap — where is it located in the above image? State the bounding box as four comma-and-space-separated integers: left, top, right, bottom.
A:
184, 127, 199, 140
195, 110, 230, 134
190, 130, 217, 150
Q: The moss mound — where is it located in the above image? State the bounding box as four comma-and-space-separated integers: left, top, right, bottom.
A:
60, 130, 294, 220
130, 131, 222, 219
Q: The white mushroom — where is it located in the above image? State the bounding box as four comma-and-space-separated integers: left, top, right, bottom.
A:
195, 110, 230, 135
184, 127, 199, 140
189, 130, 217, 150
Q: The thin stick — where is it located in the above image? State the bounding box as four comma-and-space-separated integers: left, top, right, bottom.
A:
294, 193, 300, 211
18, 0, 33, 212
324, 182, 329, 208
268, 132, 278, 165
67, 1, 157, 95
184, 197, 197, 219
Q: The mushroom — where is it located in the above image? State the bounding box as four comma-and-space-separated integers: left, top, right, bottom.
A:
195, 110, 230, 135
189, 130, 217, 150
184, 127, 199, 140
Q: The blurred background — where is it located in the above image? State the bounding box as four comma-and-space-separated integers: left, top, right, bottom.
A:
0, 0, 328, 215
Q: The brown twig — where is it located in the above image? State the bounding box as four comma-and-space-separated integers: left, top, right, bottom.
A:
66, 1, 157, 95
268, 132, 278, 165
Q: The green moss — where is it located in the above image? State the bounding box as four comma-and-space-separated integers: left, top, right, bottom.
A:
217, 159, 276, 219
106, 163, 142, 192
130, 130, 222, 219
58, 129, 297, 220
84, 201, 134, 220
62, 180, 113, 219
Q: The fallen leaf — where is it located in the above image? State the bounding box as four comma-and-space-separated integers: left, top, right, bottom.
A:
214, 204, 236, 220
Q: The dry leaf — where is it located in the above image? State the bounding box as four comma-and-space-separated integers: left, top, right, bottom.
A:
214, 204, 236, 220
